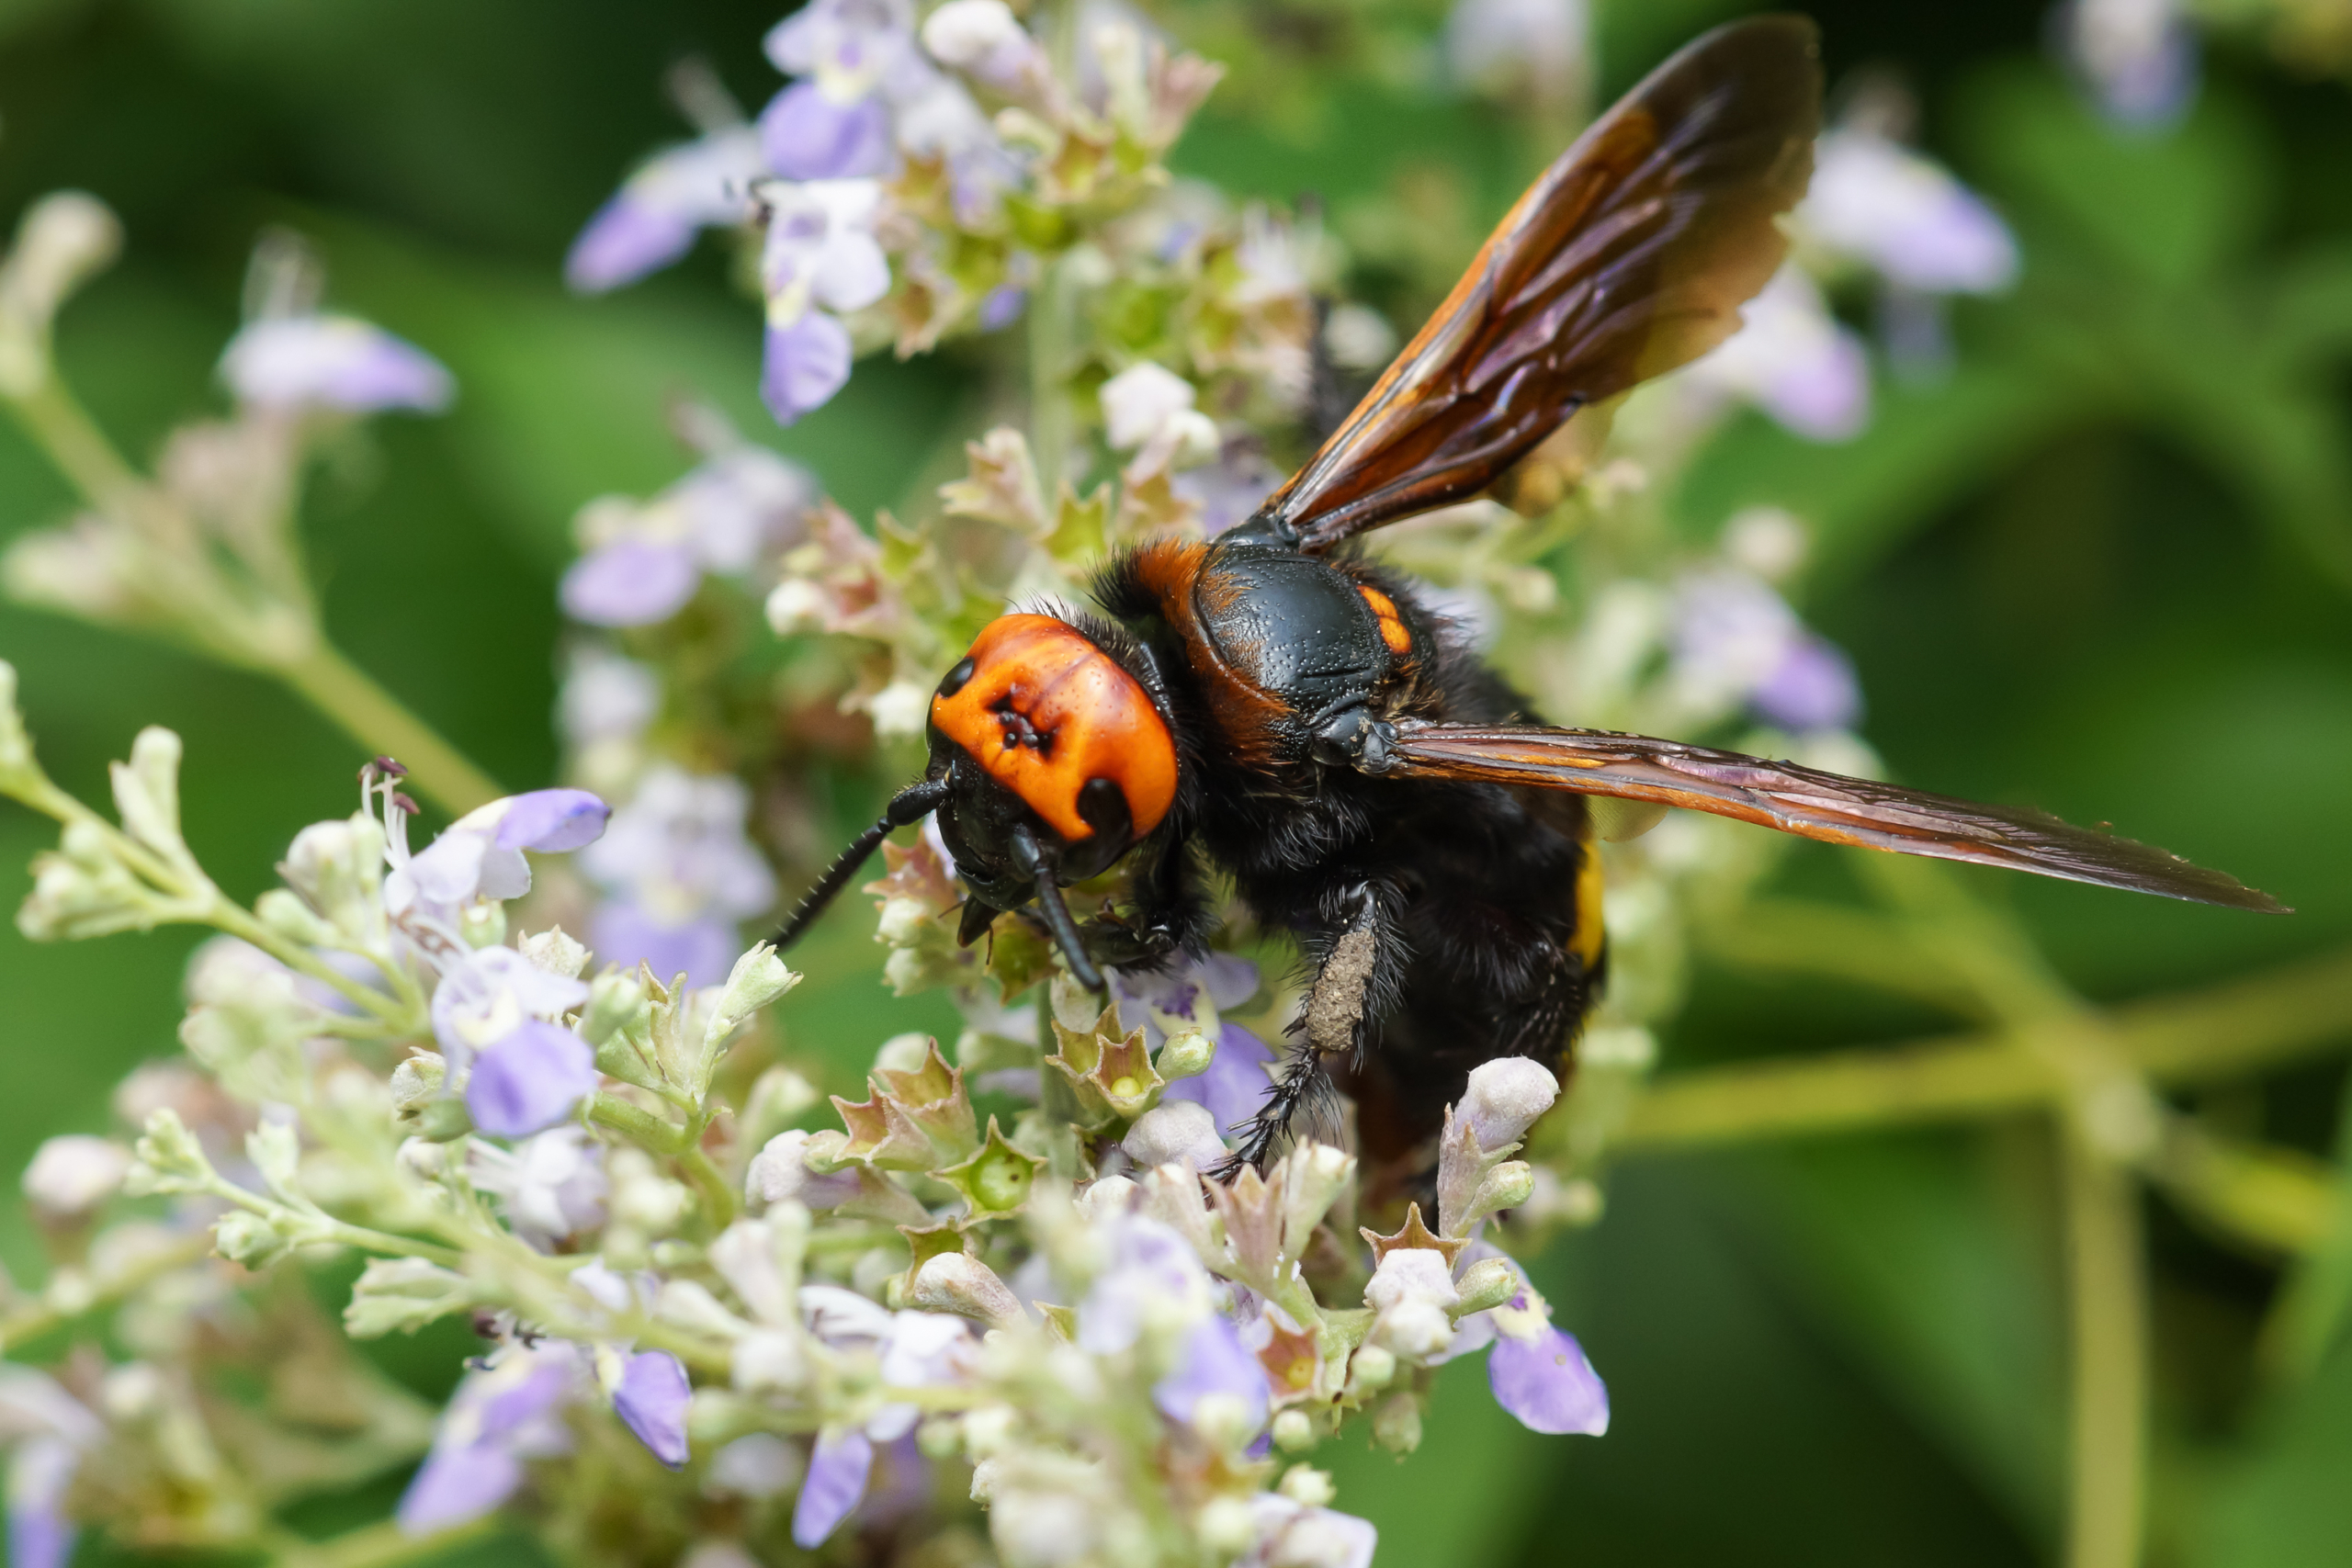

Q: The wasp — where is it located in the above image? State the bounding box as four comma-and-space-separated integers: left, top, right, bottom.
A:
778, 15, 2283, 1175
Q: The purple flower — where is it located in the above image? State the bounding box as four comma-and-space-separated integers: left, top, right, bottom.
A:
591, 903, 742, 991
560, 537, 703, 627
1447, 0, 1589, 102
1163, 1023, 1276, 1143
978, 284, 1026, 331
757, 178, 888, 425
562, 445, 819, 627
613, 1350, 692, 1469
1154, 1315, 1271, 1434
567, 127, 765, 293
763, 310, 855, 424
766, 0, 919, 93
2058, 0, 2197, 128
761, 82, 895, 180
1173, 446, 1283, 536
1684, 266, 1870, 443
397, 1341, 582, 1535
1078, 1216, 1213, 1355
387, 789, 611, 920
581, 767, 777, 981
430, 946, 592, 1066
466, 1020, 599, 1137
6, 1438, 78, 1568
466, 1128, 607, 1247
220, 314, 454, 413
1801, 130, 2018, 297
1751, 635, 1861, 733
559, 649, 661, 748
1488, 1321, 1609, 1436
1669, 567, 1862, 734
793, 1428, 874, 1548
1238, 1495, 1377, 1568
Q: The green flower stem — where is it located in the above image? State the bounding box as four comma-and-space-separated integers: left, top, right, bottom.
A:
270, 1516, 501, 1568
588, 1090, 690, 1153
277, 639, 503, 815
2061, 1129, 2148, 1568
5, 368, 502, 816
6, 374, 173, 540
1027, 250, 1073, 498
0, 1230, 211, 1352
680, 1145, 740, 1230
2253, 1062, 2352, 1384
0, 763, 417, 1027
199, 1173, 465, 1268
1612, 946, 2352, 1151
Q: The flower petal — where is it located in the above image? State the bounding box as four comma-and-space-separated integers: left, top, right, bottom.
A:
792, 1428, 874, 1548
614, 1350, 693, 1469
760, 82, 895, 180
1488, 1325, 1610, 1436
1153, 1314, 1271, 1433
396, 1441, 524, 1535
493, 789, 612, 854
565, 192, 698, 294
560, 537, 703, 626
761, 311, 854, 425
465, 1020, 598, 1138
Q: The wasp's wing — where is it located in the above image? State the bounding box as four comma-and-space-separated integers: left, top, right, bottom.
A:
1270, 16, 1820, 554
1385, 722, 2287, 912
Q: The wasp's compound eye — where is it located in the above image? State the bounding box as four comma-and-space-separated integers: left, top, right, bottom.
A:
938, 657, 977, 698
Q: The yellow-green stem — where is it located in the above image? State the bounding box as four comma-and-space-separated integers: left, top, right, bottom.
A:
273, 1516, 501, 1568
277, 641, 503, 815
2062, 1131, 2148, 1568
1613, 947, 2352, 1151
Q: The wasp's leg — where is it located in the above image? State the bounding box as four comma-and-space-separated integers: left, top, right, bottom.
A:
1223, 881, 1405, 1174
1084, 834, 1213, 971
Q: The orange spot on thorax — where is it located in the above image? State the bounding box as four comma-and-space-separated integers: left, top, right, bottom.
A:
1358, 584, 1414, 656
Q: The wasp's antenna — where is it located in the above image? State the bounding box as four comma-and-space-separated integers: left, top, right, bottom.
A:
776, 779, 951, 953
1007, 826, 1104, 993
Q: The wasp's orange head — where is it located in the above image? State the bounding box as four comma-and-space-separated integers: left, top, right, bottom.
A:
924, 614, 1178, 906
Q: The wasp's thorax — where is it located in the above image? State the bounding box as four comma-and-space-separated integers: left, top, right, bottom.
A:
923, 614, 1178, 909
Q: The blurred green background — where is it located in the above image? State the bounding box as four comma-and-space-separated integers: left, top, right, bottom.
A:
0, 0, 2347, 1563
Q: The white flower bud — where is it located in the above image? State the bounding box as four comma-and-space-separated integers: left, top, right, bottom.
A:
731, 1327, 806, 1393
0, 192, 119, 392
1453, 1256, 1519, 1316
521, 925, 591, 980
910, 1252, 1026, 1331
1365, 1248, 1460, 1359
1121, 1102, 1224, 1170
1279, 1464, 1337, 1508
1100, 362, 1197, 450
1197, 1495, 1258, 1554
744, 1130, 860, 1210
923, 0, 1030, 70
763, 576, 825, 635
1272, 1408, 1317, 1452
1457, 1057, 1558, 1152
1154, 1027, 1215, 1081
1348, 1342, 1398, 1393
874, 896, 931, 944
865, 679, 930, 739
657, 1279, 750, 1337
21, 1134, 130, 1218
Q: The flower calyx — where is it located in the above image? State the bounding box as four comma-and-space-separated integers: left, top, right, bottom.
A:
1044, 1002, 1162, 1130
829, 1037, 979, 1169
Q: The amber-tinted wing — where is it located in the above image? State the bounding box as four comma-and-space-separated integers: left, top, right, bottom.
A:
1385, 722, 2287, 912
1269, 16, 1820, 553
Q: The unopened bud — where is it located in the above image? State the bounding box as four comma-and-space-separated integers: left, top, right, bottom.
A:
1154, 1026, 1214, 1081
1346, 1344, 1396, 1393
0, 192, 119, 393
212, 1209, 294, 1269
1458, 1057, 1558, 1152
875, 896, 930, 944
1195, 1495, 1257, 1555
521, 925, 591, 980
910, 1252, 1025, 1331
1272, 1408, 1317, 1452
1453, 1256, 1519, 1317
1278, 1465, 1337, 1508
22, 1134, 130, 1219
1121, 1101, 1223, 1170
